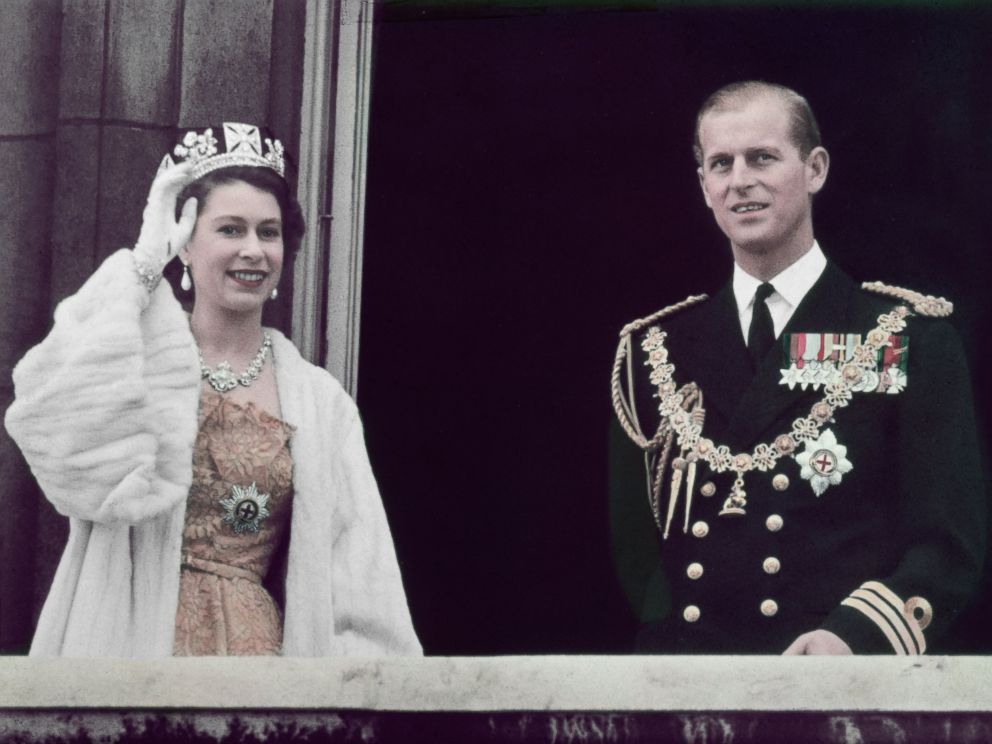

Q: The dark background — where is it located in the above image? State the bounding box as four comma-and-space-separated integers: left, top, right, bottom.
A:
359, 2, 992, 655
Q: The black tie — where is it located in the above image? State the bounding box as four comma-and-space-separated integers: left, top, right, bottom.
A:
747, 282, 776, 369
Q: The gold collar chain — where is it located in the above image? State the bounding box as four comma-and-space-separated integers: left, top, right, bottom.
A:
612, 280, 952, 537
639, 304, 909, 518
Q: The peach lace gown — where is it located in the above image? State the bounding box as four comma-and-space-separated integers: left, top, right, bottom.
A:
174, 389, 295, 656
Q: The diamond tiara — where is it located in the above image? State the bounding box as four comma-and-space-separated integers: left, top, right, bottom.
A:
163, 122, 286, 180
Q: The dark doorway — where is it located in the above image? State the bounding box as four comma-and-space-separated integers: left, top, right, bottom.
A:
360, 3, 992, 654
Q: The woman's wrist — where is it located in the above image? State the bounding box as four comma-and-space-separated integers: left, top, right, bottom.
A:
132, 251, 165, 292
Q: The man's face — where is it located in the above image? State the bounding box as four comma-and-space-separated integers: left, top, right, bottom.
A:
696, 94, 827, 258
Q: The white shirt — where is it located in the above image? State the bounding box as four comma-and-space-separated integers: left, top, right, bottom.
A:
733, 241, 827, 344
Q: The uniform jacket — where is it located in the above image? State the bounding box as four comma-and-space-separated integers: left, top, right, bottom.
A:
6, 249, 422, 657
612, 262, 985, 654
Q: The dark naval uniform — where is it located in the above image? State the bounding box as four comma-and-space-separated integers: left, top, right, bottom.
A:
610, 263, 985, 654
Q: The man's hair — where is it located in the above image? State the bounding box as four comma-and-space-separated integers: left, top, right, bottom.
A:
692, 81, 822, 167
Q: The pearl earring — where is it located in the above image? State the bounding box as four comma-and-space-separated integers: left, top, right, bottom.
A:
180, 263, 192, 291
270, 287, 279, 301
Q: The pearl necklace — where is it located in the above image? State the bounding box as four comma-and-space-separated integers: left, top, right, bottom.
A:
199, 333, 272, 393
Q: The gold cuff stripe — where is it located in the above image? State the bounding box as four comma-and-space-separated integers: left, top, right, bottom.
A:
841, 581, 929, 655
862, 581, 928, 654
849, 589, 919, 655
841, 596, 910, 655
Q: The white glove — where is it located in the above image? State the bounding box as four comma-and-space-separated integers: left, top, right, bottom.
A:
132, 159, 198, 288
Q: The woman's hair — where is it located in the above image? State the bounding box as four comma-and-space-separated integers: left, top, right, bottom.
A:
176, 166, 306, 254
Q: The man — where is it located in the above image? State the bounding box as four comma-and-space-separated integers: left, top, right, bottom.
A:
610, 81, 985, 654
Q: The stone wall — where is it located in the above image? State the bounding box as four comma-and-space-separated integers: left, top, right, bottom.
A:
0, 0, 62, 655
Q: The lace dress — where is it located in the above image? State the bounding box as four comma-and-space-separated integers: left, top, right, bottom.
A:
174, 389, 295, 656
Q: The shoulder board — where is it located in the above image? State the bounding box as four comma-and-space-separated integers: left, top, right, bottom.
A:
619, 293, 708, 337
861, 281, 953, 318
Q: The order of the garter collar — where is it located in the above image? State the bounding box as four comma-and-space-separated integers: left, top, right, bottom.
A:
641, 303, 912, 519
199, 333, 272, 393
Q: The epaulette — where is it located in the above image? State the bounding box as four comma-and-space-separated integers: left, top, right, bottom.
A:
619, 293, 709, 338
861, 281, 953, 318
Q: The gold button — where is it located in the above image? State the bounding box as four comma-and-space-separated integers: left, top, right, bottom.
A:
765, 514, 784, 532
683, 605, 701, 623
700, 481, 716, 497
763, 557, 781, 575
760, 599, 779, 617
687, 562, 704, 580
691, 521, 709, 538
772, 474, 790, 491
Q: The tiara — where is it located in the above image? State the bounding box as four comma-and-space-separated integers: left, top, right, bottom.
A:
163, 122, 285, 179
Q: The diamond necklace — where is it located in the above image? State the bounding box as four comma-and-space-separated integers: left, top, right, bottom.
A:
199, 332, 272, 393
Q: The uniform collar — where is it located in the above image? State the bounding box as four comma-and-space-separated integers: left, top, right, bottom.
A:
732, 240, 827, 315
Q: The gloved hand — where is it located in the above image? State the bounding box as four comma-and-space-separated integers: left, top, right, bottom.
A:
132, 159, 198, 287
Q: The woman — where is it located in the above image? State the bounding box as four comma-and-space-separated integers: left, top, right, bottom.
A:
6, 123, 422, 657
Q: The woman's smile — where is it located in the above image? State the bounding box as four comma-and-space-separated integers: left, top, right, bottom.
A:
182, 181, 284, 315
228, 269, 268, 287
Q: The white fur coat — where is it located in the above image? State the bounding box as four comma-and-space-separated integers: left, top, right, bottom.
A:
6, 249, 422, 657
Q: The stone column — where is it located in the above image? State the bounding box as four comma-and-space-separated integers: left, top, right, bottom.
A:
0, 0, 62, 653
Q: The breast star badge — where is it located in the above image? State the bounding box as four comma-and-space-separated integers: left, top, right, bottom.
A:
793, 429, 853, 497
220, 482, 271, 533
